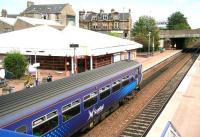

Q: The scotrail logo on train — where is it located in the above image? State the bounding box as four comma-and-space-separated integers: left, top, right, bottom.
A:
88, 104, 104, 120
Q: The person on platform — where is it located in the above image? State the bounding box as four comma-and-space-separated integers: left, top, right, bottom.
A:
47, 73, 52, 82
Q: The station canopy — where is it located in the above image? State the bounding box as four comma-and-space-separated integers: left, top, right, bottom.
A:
0, 25, 142, 57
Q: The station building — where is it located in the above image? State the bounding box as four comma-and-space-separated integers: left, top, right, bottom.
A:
0, 25, 142, 74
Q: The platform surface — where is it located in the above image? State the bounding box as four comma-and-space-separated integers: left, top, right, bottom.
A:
147, 55, 200, 137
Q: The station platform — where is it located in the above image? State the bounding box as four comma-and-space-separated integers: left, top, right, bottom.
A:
136, 50, 181, 71
0, 50, 181, 95
146, 55, 200, 137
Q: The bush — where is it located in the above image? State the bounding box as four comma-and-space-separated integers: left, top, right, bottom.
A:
4, 51, 28, 79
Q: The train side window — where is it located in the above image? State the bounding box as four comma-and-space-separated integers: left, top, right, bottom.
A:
62, 100, 80, 122
32, 110, 58, 136
16, 125, 27, 133
84, 92, 97, 109
122, 76, 129, 87
112, 80, 121, 93
100, 85, 110, 100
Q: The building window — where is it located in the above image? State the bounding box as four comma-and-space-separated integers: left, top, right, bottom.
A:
4, 28, 12, 33
92, 22, 98, 30
92, 16, 97, 21
114, 22, 119, 29
102, 23, 108, 30
103, 14, 108, 20
113, 15, 119, 20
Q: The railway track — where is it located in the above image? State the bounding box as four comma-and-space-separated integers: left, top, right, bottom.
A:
120, 53, 199, 137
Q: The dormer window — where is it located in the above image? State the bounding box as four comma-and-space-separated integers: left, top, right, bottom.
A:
103, 14, 108, 20
92, 16, 97, 21
113, 15, 119, 20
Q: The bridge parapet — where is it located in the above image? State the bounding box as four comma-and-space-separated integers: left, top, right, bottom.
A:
160, 29, 200, 38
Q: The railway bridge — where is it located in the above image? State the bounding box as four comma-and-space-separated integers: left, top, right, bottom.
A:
160, 29, 200, 38
159, 29, 200, 49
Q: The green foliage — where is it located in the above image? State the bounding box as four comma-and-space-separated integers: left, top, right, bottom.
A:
131, 16, 160, 51
167, 11, 191, 48
4, 51, 28, 79
167, 11, 191, 30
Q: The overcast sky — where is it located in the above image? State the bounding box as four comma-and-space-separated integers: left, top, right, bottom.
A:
0, 0, 199, 29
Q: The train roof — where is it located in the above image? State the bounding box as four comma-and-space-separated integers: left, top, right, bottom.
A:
0, 60, 141, 121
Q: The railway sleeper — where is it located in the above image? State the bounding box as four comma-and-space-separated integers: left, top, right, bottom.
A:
143, 108, 159, 112
131, 121, 150, 127
121, 130, 143, 137
128, 124, 147, 130
140, 113, 155, 118
134, 118, 152, 124
124, 128, 144, 135
138, 116, 154, 121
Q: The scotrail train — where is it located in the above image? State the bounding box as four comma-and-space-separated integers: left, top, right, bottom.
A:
0, 60, 142, 137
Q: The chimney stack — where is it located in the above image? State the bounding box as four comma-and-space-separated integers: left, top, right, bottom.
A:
111, 8, 115, 13
1, 9, 7, 17
27, 1, 34, 8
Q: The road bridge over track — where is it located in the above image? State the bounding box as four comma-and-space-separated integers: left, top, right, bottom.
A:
160, 29, 200, 38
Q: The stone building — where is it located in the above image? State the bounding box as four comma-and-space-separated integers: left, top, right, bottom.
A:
79, 9, 132, 38
21, 1, 76, 26
0, 17, 15, 33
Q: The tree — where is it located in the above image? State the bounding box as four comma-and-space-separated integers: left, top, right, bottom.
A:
4, 51, 28, 79
167, 11, 190, 30
131, 16, 160, 52
167, 11, 191, 48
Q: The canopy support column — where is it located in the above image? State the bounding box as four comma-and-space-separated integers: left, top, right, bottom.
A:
90, 55, 93, 70
71, 57, 74, 74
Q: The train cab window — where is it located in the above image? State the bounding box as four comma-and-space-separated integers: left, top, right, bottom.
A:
122, 76, 129, 87
16, 125, 27, 134
130, 76, 134, 82
112, 80, 121, 93
84, 92, 98, 109
62, 99, 80, 122
32, 110, 58, 136
100, 85, 110, 100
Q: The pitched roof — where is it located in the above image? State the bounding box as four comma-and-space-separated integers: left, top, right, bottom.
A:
23, 4, 68, 14
62, 26, 142, 56
0, 25, 142, 57
17, 16, 62, 26
0, 17, 16, 26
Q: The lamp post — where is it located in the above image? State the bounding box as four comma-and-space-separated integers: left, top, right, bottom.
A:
70, 44, 79, 74
152, 36, 154, 55
148, 32, 151, 57
26, 50, 44, 85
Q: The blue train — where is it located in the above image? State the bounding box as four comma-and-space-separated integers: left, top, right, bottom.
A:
0, 60, 142, 137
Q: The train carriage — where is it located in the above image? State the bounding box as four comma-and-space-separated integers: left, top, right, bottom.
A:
0, 60, 142, 137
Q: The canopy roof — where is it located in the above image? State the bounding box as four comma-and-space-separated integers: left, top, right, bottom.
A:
62, 26, 142, 56
0, 25, 142, 57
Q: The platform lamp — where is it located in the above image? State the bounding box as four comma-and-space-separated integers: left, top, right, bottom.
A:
148, 32, 151, 57
26, 50, 44, 85
70, 44, 79, 74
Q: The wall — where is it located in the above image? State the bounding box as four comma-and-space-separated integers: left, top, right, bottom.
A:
0, 21, 13, 33
14, 19, 33, 30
